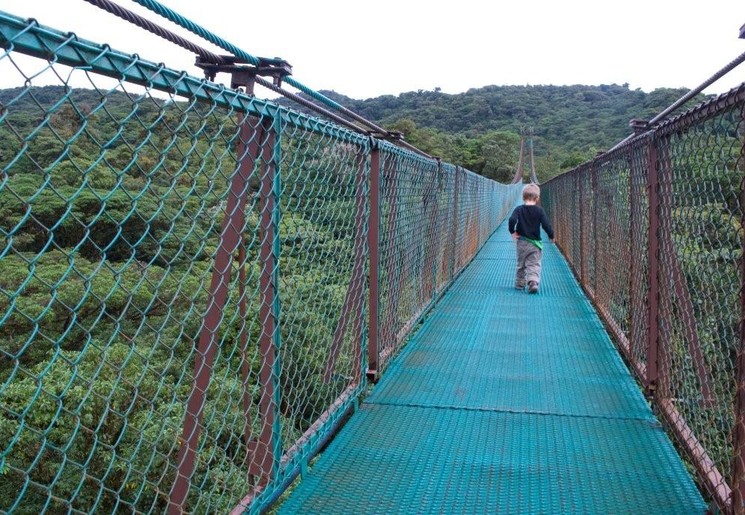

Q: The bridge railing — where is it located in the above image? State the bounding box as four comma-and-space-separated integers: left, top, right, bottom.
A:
542, 84, 745, 514
0, 10, 521, 514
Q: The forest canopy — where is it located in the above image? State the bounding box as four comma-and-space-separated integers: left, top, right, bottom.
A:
298, 83, 704, 182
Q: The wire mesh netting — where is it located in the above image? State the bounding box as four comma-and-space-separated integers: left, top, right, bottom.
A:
377, 151, 440, 369
542, 86, 745, 513
627, 142, 651, 369
376, 158, 519, 372
656, 97, 743, 504
0, 11, 520, 513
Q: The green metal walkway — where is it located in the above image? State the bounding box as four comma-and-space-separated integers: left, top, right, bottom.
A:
278, 223, 707, 514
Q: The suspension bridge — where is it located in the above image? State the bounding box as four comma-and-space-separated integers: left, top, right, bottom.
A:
1, 2, 744, 514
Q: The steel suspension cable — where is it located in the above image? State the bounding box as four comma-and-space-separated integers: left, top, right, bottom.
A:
130, 0, 260, 66
283, 77, 392, 136
608, 48, 745, 152
252, 76, 371, 133
649, 49, 745, 125
81, 0, 390, 136
82, 0, 226, 64
130, 0, 394, 137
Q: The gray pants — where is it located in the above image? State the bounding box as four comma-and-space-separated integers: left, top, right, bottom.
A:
515, 239, 543, 287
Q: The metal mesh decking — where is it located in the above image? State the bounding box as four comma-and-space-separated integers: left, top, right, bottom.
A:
278, 223, 706, 514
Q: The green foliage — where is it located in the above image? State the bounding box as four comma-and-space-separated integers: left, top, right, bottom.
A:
310, 84, 704, 182
0, 85, 368, 511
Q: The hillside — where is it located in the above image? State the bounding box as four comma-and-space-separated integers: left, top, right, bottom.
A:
309, 84, 704, 181
0, 84, 705, 183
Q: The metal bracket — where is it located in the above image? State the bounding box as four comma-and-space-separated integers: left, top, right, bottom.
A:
195, 55, 293, 93
370, 130, 404, 141
645, 379, 657, 399
629, 118, 650, 135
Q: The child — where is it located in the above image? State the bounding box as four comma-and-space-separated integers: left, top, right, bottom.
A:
508, 184, 554, 294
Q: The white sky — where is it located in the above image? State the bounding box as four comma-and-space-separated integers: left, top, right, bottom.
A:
2, 0, 745, 99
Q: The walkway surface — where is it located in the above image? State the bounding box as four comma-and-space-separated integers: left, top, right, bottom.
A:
277, 223, 707, 514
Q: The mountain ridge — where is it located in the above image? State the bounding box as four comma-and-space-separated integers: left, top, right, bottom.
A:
300, 83, 704, 181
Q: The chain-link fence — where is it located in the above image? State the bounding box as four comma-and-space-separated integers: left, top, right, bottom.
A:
0, 10, 520, 513
542, 85, 745, 514
374, 157, 517, 374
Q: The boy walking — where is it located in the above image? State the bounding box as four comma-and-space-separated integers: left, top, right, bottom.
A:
508, 184, 554, 294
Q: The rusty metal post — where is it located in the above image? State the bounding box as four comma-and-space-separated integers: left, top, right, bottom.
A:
733, 107, 745, 515
421, 160, 440, 304
736, 242, 745, 514
249, 116, 282, 485
468, 178, 478, 257
367, 143, 381, 381
646, 135, 660, 394
475, 179, 482, 249
350, 149, 368, 383
323, 146, 368, 382
449, 167, 461, 279
628, 151, 643, 370
591, 161, 599, 299
579, 171, 588, 283
169, 116, 262, 512
434, 163, 444, 291
380, 155, 401, 365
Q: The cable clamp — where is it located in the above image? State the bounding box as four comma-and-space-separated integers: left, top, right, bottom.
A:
195, 55, 292, 92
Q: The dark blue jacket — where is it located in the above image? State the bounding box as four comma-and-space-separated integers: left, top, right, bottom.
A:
508, 204, 554, 241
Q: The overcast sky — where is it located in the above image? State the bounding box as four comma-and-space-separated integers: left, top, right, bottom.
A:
2, 0, 745, 99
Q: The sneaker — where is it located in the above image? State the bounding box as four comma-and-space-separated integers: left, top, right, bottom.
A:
528, 281, 539, 294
